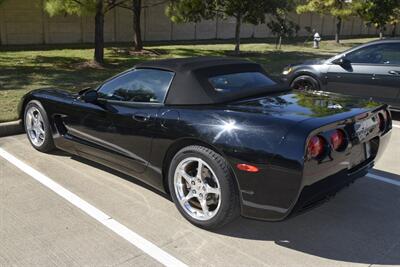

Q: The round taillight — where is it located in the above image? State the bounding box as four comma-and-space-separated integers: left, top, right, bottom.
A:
330, 129, 346, 151
378, 113, 386, 131
307, 135, 326, 159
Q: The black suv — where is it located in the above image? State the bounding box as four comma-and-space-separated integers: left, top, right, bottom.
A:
282, 39, 400, 111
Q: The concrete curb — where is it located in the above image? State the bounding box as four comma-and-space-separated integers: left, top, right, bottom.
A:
0, 120, 24, 137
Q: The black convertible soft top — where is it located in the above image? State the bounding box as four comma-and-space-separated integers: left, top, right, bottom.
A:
135, 57, 283, 105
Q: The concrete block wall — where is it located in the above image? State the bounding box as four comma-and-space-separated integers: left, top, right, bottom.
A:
0, 0, 45, 45
0, 0, 396, 46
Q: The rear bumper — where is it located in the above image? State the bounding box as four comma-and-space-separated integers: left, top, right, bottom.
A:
291, 159, 371, 214
240, 130, 391, 221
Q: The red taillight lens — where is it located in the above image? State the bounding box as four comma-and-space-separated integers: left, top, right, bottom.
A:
236, 163, 259, 173
307, 135, 326, 159
378, 113, 386, 131
330, 129, 346, 151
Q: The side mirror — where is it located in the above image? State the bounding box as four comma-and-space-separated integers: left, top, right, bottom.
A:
81, 90, 98, 103
333, 57, 351, 67
78, 87, 91, 95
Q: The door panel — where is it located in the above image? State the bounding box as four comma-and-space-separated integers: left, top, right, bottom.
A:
325, 64, 374, 97
372, 65, 400, 108
61, 99, 156, 174
326, 42, 400, 108
64, 100, 111, 143
59, 68, 174, 175
100, 101, 160, 173
326, 64, 400, 107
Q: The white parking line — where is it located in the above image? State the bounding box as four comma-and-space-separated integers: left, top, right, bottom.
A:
367, 173, 400, 187
0, 148, 187, 267
393, 124, 400, 129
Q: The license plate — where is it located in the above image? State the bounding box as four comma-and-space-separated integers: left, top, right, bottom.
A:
355, 117, 377, 141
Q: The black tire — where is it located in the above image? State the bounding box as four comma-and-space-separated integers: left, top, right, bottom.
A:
24, 100, 55, 153
290, 75, 319, 91
168, 145, 240, 229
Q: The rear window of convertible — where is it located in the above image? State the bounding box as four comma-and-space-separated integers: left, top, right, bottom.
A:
208, 72, 277, 92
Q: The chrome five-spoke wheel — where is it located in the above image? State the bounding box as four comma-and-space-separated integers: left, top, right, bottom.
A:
24, 100, 55, 152
26, 106, 46, 147
174, 157, 221, 221
169, 145, 240, 229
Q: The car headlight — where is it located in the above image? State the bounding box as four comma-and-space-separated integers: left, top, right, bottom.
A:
282, 67, 293, 76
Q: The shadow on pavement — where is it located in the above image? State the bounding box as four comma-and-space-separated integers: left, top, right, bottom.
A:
53, 149, 400, 265
215, 176, 400, 265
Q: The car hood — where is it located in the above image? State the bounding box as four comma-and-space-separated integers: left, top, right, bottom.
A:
228, 90, 382, 123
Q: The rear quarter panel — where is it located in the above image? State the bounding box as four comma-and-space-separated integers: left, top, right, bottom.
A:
149, 106, 308, 220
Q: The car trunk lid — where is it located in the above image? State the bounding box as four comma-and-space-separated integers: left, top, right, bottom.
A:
227, 90, 383, 123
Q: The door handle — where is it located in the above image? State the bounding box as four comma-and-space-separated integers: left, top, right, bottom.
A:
132, 112, 150, 122
388, 70, 400, 75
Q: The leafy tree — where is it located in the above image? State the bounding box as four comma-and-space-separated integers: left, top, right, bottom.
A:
267, 2, 299, 49
355, 0, 400, 39
267, 17, 299, 49
297, 0, 356, 44
44, 0, 129, 64
167, 0, 286, 54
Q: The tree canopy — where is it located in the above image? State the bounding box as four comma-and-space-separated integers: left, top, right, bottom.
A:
45, 0, 100, 16
167, 0, 289, 54
355, 0, 400, 39
267, 9, 299, 49
297, 0, 357, 43
167, 0, 285, 24
297, 0, 355, 18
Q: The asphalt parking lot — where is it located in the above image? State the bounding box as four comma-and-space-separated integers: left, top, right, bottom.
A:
1, 121, 400, 266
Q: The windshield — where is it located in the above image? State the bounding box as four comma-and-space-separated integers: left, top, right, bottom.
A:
208, 72, 277, 92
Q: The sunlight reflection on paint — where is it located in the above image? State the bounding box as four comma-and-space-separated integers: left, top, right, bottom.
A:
191, 114, 267, 144
213, 119, 241, 142
222, 120, 239, 132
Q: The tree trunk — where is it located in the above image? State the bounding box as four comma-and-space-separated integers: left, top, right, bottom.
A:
94, 0, 104, 64
379, 26, 384, 39
133, 0, 143, 51
391, 23, 397, 37
335, 17, 342, 44
276, 35, 282, 49
234, 15, 241, 55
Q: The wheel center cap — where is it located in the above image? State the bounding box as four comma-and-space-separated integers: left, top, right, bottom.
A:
193, 180, 204, 192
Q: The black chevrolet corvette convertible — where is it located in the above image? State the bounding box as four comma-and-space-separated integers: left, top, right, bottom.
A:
19, 57, 392, 229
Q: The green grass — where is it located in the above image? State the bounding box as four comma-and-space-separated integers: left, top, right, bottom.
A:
0, 37, 377, 122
